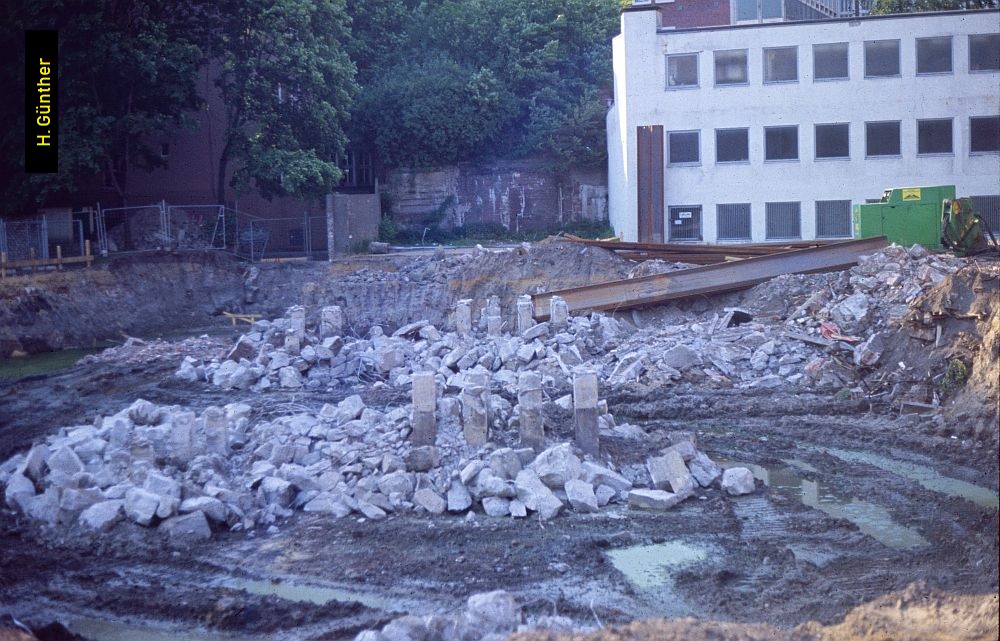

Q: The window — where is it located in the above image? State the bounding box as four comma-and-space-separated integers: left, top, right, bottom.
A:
970, 116, 1000, 153
916, 37, 952, 75
717, 203, 752, 241
917, 119, 953, 155
765, 202, 801, 239
764, 47, 797, 83
816, 201, 852, 238
735, 0, 782, 20
715, 49, 748, 85
668, 131, 700, 165
765, 126, 798, 161
864, 39, 900, 77
866, 121, 901, 157
815, 123, 849, 159
814, 42, 848, 80
716, 128, 749, 162
668, 206, 702, 241
667, 53, 699, 88
969, 34, 1000, 72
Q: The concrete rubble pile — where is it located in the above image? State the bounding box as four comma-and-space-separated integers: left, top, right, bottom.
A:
354, 589, 578, 641
0, 382, 754, 538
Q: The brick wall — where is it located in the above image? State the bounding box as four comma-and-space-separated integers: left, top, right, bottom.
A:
659, 0, 730, 28
386, 160, 608, 233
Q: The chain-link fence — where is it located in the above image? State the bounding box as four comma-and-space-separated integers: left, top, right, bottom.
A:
97, 203, 169, 253
0, 218, 48, 261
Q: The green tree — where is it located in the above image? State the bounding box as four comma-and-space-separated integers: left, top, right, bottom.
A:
210, 0, 357, 202
0, 0, 205, 211
871, 0, 997, 13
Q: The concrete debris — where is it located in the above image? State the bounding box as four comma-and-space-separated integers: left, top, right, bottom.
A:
357, 590, 521, 641
721, 467, 757, 496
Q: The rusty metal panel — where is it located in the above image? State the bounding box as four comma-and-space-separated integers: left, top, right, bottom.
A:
636, 126, 664, 243
531, 236, 888, 319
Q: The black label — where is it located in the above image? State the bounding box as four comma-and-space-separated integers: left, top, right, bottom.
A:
25, 30, 58, 173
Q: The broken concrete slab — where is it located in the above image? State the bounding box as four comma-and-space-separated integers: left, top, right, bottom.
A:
160, 510, 212, 544
721, 467, 756, 496
514, 469, 563, 520
688, 451, 723, 488
79, 500, 124, 531
530, 443, 582, 489
564, 479, 598, 513
124, 487, 161, 526
628, 489, 682, 511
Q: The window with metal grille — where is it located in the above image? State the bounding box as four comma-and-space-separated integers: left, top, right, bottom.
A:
715, 49, 748, 85
969, 34, 1000, 72
765, 202, 801, 239
668, 206, 702, 241
668, 131, 700, 165
917, 119, 952, 155
815, 123, 849, 159
866, 121, 901, 157
765, 126, 798, 161
667, 53, 699, 88
716, 128, 749, 162
814, 42, 848, 80
916, 36, 952, 74
764, 47, 797, 83
971, 195, 1000, 236
815, 200, 852, 238
864, 39, 900, 77
970, 116, 1000, 153
717, 203, 751, 241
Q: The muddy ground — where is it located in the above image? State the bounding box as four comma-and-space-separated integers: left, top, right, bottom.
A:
1, 344, 997, 640
0, 245, 997, 641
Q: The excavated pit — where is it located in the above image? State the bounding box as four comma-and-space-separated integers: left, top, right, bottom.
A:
0, 242, 997, 641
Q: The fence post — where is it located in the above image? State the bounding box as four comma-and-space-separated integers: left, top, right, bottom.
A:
39, 216, 49, 259
29, 246, 36, 273
303, 211, 310, 258
85, 240, 92, 269
96, 202, 108, 255
1, 251, 5, 278
56, 245, 62, 270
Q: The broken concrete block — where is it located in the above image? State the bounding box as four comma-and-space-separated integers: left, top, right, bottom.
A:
320, 306, 344, 339
530, 443, 582, 489
662, 440, 697, 462
333, 395, 366, 425
721, 467, 756, 496
516, 296, 535, 335
143, 472, 181, 499
509, 499, 528, 518
481, 496, 511, 517
21, 444, 49, 482
303, 493, 353, 517
465, 590, 521, 634
523, 322, 549, 341
689, 451, 723, 488
594, 484, 617, 507
514, 469, 563, 520
854, 332, 886, 367
59, 487, 104, 513
413, 488, 446, 515
581, 462, 632, 493
128, 399, 163, 426
47, 446, 84, 478
411, 372, 437, 446
378, 471, 415, 499
405, 446, 439, 472
646, 451, 695, 497
259, 476, 296, 507
168, 411, 196, 464
447, 478, 473, 512
461, 373, 490, 447
79, 500, 124, 531
376, 346, 405, 372
628, 489, 682, 511
455, 299, 473, 337
549, 296, 568, 329
278, 366, 303, 388
472, 469, 516, 499
356, 499, 387, 520
4, 472, 36, 510
179, 496, 227, 523
661, 344, 701, 370
486, 315, 502, 337
124, 487, 161, 526
488, 448, 522, 480
564, 479, 599, 513
160, 511, 212, 543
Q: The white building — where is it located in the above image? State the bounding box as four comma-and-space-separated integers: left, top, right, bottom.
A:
607, 7, 1000, 243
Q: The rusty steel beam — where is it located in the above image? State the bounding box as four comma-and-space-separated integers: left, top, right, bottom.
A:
531, 236, 888, 319
561, 235, 829, 254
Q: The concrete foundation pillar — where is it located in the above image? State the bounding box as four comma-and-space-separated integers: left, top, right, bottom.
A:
516, 295, 535, 336
461, 372, 491, 447
550, 296, 568, 329
289, 306, 306, 341
517, 371, 544, 452
486, 315, 502, 337
573, 372, 600, 458
455, 299, 473, 337
320, 306, 344, 338
203, 406, 229, 456
411, 372, 437, 446
284, 332, 301, 356
169, 411, 196, 464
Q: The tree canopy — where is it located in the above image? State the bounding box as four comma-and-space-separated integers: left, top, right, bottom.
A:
871, 0, 997, 13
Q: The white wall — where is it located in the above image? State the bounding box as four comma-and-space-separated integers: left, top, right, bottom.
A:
608, 9, 1000, 243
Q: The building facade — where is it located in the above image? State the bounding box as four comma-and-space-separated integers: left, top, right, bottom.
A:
607, 7, 1000, 243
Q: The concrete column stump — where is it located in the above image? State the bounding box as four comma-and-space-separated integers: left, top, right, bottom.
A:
289, 306, 306, 341
203, 406, 229, 456
411, 371, 437, 446
320, 306, 344, 338
518, 371, 544, 452
550, 296, 569, 329
455, 299, 473, 338
486, 315, 502, 337
516, 295, 535, 336
284, 332, 300, 356
169, 411, 196, 464
573, 372, 600, 458
461, 372, 491, 447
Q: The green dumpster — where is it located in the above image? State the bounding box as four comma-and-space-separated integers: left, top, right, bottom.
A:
853, 185, 955, 251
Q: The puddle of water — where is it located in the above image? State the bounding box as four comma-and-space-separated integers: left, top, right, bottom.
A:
70, 618, 255, 641
0, 346, 106, 379
717, 459, 930, 551
213, 576, 412, 613
822, 447, 999, 510
606, 541, 708, 590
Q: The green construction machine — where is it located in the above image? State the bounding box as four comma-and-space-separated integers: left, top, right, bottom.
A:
853, 185, 998, 256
